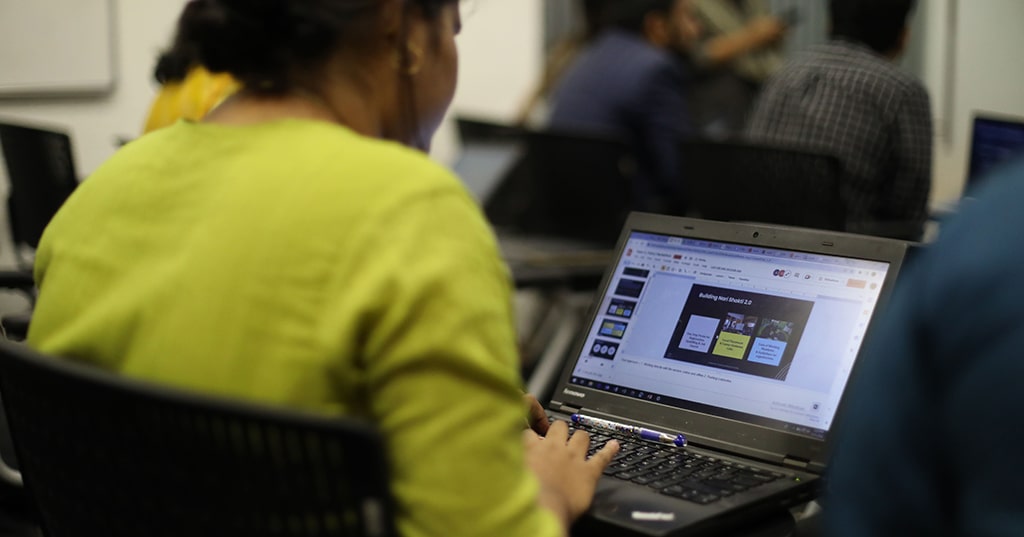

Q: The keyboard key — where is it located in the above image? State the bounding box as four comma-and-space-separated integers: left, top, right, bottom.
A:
693, 493, 720, 505
631, 474, 659, 486
615, 470, 651, 481
661, 485, 685, 497
648, 476, 685, 489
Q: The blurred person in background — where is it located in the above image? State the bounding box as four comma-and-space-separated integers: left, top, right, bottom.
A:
688, 0, 789, 136
827, 156, 1024, 536
745, 0, 930, 240
547, 0, 701, 213
28, 1, 619, 536
516, 0, 612, 125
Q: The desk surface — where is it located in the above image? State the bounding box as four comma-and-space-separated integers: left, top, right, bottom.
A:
500, 234, 614, 291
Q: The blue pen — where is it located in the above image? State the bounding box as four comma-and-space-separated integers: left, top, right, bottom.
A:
571, 413, 686, 447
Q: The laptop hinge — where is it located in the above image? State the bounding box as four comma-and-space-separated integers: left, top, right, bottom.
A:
783, 455, 811, 470
555, 402, 582, 415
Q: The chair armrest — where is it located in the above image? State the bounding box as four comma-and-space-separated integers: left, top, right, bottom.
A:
0, 272, 34, 293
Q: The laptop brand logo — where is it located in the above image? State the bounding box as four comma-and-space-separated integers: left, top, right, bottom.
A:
562, 389, 586, 398
631, 511, 676, 522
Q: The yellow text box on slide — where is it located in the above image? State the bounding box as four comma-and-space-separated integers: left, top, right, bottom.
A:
713, 332, 750, 359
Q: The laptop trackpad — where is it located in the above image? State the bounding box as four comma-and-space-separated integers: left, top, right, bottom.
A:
587, 483, 711, 536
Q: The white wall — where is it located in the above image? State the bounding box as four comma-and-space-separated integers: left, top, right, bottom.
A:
454, 0, 543, 120
928, 0, 1024, 203
433, 0, 544, 164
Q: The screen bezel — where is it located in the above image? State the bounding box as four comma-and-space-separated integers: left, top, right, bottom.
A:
549, 213, 908, 472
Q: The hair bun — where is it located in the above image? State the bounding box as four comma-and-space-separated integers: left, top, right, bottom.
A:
174, 0, 337, 91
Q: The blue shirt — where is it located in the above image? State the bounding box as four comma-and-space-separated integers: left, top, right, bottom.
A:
549, 30, 691, 211
826, 158, 1024, 536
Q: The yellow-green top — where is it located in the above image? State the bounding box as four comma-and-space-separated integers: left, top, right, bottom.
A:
28, 120, 559, 537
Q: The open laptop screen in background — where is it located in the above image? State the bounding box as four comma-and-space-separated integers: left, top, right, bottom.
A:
968, 114, 1024, 184
567, 231, 891, 441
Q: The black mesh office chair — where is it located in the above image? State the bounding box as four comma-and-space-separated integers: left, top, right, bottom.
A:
0, 121, 80, 340
0, 340, 395, 537
679, 140, 846, 231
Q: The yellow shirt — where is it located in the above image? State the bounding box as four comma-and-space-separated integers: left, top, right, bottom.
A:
142, 67, 239, 134
28, 120, 560, 537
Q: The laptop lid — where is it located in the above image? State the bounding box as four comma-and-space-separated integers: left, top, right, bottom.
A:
452, 117, 525, 203
550, 214, 907, 473
484, 129, 636, 247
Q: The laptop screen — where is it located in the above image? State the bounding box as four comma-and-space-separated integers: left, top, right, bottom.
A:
968, 115, 1024, 184
567, 231, 891, 441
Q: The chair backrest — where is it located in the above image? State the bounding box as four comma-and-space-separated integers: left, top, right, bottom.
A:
0, 341, 394, 537
679, 140, 846, 232
485, 129, 637, 246
0, 122, 79, 250
455, 116, 525, 143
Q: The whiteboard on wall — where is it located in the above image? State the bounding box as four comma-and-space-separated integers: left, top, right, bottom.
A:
0, 0, 116, 97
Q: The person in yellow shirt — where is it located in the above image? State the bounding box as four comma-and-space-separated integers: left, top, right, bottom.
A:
28, 1, 618, 536
142, 47, 239, 133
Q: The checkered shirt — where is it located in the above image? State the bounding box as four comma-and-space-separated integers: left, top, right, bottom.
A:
745, 39, 933, 237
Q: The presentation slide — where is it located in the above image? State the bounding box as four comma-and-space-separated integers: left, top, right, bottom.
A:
614, 278, 645, 298
663, 285, 813, 381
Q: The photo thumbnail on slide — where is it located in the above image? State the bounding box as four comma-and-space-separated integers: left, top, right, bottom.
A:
663, 284, 813, 381
589, 339, 620, 360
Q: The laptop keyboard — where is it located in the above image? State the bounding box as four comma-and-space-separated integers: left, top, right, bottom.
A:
558, 418, 786, 505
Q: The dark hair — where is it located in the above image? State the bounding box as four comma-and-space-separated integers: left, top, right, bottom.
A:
581, 0, 612, 40
830, 0, 917, 54
173, 0, 455, 93
601, 0, 676, 36
153, 44, 198, 85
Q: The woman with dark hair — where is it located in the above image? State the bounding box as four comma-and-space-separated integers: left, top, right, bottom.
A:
27, 1, 618, 536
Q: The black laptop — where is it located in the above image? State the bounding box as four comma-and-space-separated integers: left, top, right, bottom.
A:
546, 213, 908, 536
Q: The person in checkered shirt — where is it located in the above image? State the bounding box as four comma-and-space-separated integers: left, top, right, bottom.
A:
745, 0, 931, 240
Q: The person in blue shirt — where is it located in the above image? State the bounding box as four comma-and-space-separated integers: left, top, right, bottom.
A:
548, 0, 700, 213
826, 157, 1024, 536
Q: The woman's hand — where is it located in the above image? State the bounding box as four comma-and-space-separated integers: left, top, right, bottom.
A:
523, 393, 550, 435
522, 420, 620, 529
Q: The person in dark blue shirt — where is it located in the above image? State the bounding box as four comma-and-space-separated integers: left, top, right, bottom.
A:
548, 0, 700, 212
826, 157, 1024, 536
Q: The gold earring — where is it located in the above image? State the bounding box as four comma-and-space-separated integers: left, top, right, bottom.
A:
394, 42, 423, 75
